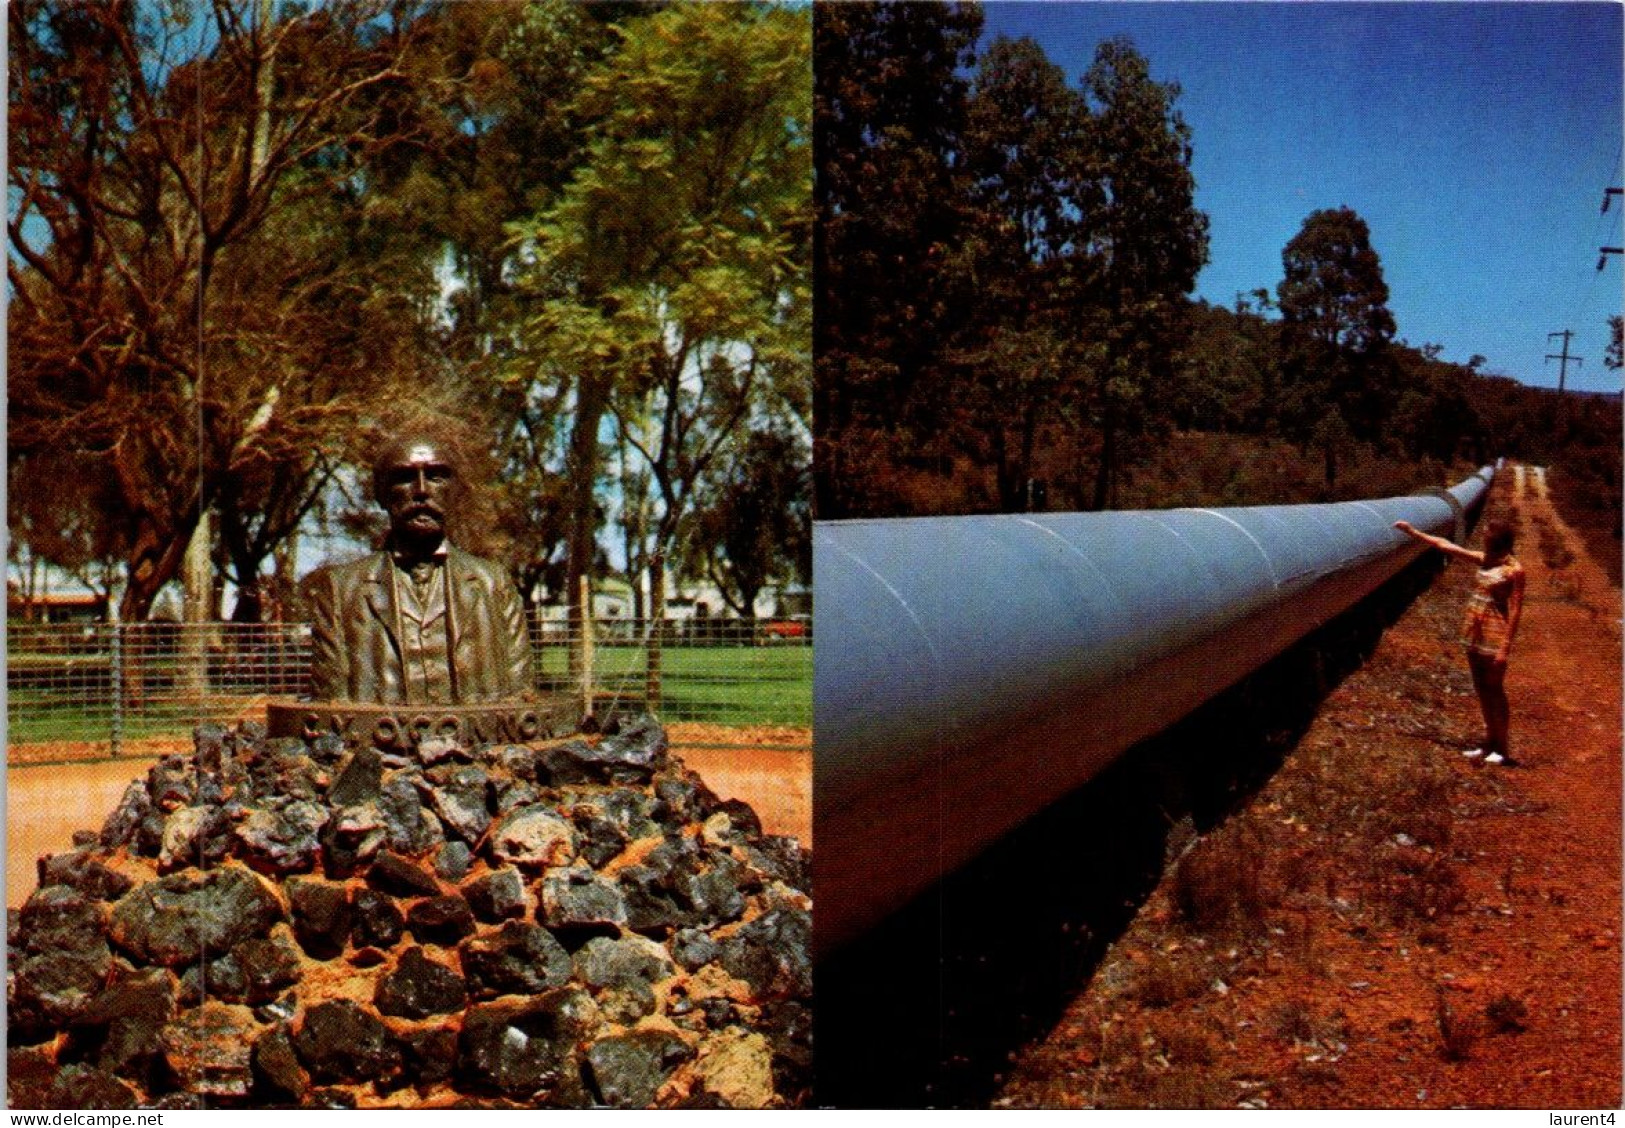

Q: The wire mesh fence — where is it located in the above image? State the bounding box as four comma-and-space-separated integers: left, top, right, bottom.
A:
7, 615, 811, 760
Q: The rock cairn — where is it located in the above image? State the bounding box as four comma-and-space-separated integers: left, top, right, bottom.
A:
7, 717, 812, 1109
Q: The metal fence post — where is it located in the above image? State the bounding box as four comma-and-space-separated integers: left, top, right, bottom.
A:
110, 621, 124, 760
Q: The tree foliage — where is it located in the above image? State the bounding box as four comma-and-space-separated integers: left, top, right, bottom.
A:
10, 0, 812, 630
8, 0, 431, 618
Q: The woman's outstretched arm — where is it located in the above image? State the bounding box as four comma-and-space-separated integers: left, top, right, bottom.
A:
1393, 520, 1486, 565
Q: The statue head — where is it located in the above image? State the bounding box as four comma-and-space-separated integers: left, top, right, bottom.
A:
373, 434, 457, 553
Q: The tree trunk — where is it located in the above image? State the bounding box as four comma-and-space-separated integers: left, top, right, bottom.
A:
645, 551, 664, 716
1093, 406, 1116, 511
181, 510, 215, 700
566, 371, 611, 681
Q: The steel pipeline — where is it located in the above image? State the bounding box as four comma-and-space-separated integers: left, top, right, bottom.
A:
813, 468, 1495, 957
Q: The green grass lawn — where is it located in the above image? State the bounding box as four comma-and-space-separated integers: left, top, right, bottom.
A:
536, 643, 812, 727
9, 644, 812, 747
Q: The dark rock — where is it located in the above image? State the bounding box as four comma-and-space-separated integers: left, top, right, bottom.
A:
293, 1000, 401, 1085
380, 772, 442, 855
618, 864, 696, 935
427, 765, 492, 844
540, 866, 628, 938
235, 800, 327, 875
254, 990, 299, 1024
302, 1087, 359, 1109
148, 756, 195, 812
463, 867, 527, 923
459, 922, 572, 998
158, 804, 232, 871
699, 996, 738, 1028
349, 946, 388, 968
533, 742, 597, 787
100, 781, 153, 849
235, 935, 303, 1004
761, 999, 814, 1103
589, 716, 669, 776
491, 776, 544, 814
457, 990, 595, 1102
288, 878, 352, 959
719, 908, 812, 1001
418, 735, 465, 766
7, 1046, 57, 1108
435, 840, 474, 882
368, 852, 442, 898
76, 968, 175, 1083
671, 928, 721, 971
309, 731, 347, 766
407, 894, 477, 946
256, 746, 324, 802
492, 744, 538, 782
651, 776, 719, 830
160, 1002, 258, 1097
675, 853, 748, 922
49, 1064, 141, 1110
194, 723, 232, 774
574, 935, 674, 998
13, 887, 114, 1026
712, 798, 763, 842
545, 726, 666, 787
488, 804, 574, 868
20, 883, 107, 950
375, 947, 467, 1019
252, 1023, 309, 1101
38, 851, 135, 902
178, 953, 247, 1007
400, 1024, 459, 1087
745, 835, 811, 892
351, 890, 406, 949
327, 747, 384, 806
110, 868, 282, 967
585, 1030, 694, 1109
319, 802, 387, 875
572, 813, 629, 869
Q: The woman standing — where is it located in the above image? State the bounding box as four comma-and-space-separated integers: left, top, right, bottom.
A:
1394, 519, 1527, 765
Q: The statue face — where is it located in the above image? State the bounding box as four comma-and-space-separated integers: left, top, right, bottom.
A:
377, 440, 455, 544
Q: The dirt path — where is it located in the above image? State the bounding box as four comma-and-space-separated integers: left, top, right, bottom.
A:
6, 725, 810, 909
998, 465, 1621, 1108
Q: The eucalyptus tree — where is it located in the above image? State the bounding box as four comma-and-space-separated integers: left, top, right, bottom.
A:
506, 2, 811, 690
813, 0, 983, 518
8, 0, 434, 619
1276, 206, 1396, 466
954, 34, 1090, 511
1075, 37, 1209, 510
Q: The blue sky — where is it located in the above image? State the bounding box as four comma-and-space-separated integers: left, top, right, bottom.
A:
982, 1, 1624, 392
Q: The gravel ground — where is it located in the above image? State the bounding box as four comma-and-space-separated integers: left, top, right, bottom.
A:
997, 465, 1621, 1109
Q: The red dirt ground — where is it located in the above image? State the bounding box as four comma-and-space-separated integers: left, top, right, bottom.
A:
996, 464, 1621, 1109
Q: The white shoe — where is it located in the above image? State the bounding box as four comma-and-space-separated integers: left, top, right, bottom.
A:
1484, 752, 1506, 765
1462, 748, 1485, 758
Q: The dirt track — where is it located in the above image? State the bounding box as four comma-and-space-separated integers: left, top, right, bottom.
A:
999, 464, 1621, 1108
6, 724, 809, 910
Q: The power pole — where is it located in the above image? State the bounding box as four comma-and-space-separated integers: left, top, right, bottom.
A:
1545, 330, 1584, 395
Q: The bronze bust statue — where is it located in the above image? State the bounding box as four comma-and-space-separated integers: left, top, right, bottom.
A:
302, 435, 532, 705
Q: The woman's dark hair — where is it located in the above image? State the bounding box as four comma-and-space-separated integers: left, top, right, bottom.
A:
1483, 521, 1515, 558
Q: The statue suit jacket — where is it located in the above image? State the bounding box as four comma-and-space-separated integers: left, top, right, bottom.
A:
303, 546, 532, 704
